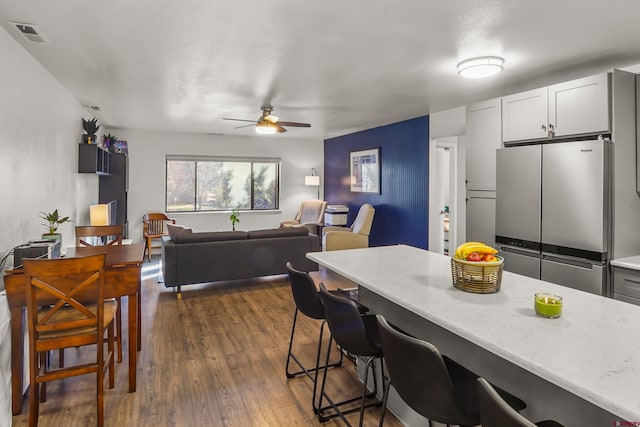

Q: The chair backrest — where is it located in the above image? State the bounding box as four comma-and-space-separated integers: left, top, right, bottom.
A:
319, 283, 379, 356
351, 204, 375, 236
296, 200, 327, 224
143, 213, 176, 236
376, 314, 473, 425
75, 225, 124, 247
477, 378, 537, 427
23, 254, 107, 350
286, 262, 325, 320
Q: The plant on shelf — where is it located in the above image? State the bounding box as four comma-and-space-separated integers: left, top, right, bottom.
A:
40, 209, 73, 242
229, 209, 240, 231
102, 133, 118, 151
82, 117, 101, 144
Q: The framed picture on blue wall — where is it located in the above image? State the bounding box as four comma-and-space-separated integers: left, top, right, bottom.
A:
350, 148, 380, 193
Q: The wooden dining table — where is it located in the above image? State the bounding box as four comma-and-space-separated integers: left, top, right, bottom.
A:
4, 242, 145, 415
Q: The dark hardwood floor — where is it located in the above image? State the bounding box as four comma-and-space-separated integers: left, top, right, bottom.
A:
12, 262, 403, 426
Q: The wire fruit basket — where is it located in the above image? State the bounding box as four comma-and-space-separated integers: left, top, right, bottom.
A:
451, 256, 504, 294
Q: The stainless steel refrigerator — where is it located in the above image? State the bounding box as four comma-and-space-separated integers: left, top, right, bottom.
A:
495, 139, 611, 295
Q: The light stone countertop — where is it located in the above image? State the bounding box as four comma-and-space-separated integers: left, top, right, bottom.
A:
611, 256, 640, 271
308, 244, 640, 420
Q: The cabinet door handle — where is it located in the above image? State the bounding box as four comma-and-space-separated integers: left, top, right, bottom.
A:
541, 124, 547, 131
549, 124, 555, 131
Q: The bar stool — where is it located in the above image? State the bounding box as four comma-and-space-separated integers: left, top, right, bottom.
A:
376, 314, 526, 427
318, 283, 386, 427
285, 262, 344, 413
477, 378, 564, 427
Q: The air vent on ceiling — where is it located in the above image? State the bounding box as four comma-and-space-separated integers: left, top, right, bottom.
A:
9, 22, 49, 44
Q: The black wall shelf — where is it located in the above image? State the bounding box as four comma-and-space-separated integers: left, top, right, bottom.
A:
78, 143, 111, 175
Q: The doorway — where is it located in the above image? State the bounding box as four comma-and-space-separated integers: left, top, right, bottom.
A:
428, 137, 465, 255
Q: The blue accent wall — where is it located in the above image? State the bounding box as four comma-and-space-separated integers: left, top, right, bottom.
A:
324, 116, 429, 249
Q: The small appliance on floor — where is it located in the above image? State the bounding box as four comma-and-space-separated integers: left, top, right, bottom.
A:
324, 205, 349, 226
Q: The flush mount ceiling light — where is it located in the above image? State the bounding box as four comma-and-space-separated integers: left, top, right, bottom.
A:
457, 56, 504, 79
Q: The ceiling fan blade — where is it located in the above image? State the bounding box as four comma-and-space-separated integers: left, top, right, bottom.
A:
234, 123, 256, 129
277, 121, 311, 128
222, 118, 257, 123
275, 123, 287, 133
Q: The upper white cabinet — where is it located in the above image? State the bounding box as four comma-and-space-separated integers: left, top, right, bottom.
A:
503, 73, 610, 143
466, 97, 502, 191
502, 88, 548, 142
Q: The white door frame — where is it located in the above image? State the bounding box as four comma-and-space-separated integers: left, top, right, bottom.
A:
429, 136, 466, 253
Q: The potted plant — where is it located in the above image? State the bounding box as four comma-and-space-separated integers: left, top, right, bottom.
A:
82, 117, 101, 144
102, 133, 118, 151
229, 209, 240, 231
40, 209, 72, 242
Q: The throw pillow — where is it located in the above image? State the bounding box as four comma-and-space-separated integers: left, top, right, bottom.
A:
167, 224, 192, 241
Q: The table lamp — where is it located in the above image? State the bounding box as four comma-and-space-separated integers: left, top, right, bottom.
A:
90, 204, 110, 226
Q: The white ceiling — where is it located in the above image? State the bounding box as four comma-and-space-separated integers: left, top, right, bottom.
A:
2, 1, 640, 139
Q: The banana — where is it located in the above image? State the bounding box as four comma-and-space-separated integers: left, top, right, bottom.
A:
461, 243, 498, 260
454, 241, 484, 259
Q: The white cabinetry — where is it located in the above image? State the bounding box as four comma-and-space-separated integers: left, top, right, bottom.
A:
465, 98, 500, 246
503, 73, 610, 143
612, 265, 640, 306
502, 88, 548, 142
465, 98, 502, 191
466, 191, 496, 247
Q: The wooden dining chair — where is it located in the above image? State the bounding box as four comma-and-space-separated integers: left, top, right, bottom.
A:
75, 224, 124, 364
143, 213, 175, 261
75, 225, 124, 247
23, 254, 116, 427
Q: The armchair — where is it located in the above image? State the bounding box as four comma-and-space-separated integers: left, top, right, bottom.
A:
322, 204, 375, 251
280, 199, 327, 235
143, 213, 176, 261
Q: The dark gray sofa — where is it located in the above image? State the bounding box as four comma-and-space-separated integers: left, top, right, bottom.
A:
161, 227, 320, 297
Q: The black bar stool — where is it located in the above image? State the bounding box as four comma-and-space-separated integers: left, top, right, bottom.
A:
285, 262, 344, 413
477, 378, 564, 427
376, 314, 526, 427
317, 282, 386, 427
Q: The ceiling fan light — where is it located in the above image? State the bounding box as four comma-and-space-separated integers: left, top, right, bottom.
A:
255, 121, 277, 134
457, 56, 504, 79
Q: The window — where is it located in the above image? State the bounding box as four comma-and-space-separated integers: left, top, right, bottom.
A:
166, 156, 280, 212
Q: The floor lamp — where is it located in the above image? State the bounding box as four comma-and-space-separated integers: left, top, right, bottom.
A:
305, 168, 321, 199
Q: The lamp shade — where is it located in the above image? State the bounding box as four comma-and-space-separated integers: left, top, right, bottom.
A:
90, 204, 110, 226
305, 175, 320, 186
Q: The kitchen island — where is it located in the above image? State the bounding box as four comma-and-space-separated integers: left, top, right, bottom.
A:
308, 245, 640, 426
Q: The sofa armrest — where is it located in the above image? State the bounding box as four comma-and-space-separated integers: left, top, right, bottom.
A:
323, 231, 368, 251
161, 236, 177, 287
280, 220, 301, 228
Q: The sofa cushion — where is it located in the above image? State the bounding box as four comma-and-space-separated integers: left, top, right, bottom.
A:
247, 227, 309, 239
167, 224, 193, 240
174, 230, 247, 244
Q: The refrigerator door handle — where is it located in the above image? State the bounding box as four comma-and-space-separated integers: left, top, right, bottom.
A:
542, 253, 593, 270
499, 246, 541, 258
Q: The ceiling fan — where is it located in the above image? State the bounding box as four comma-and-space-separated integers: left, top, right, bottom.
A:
223, 105, 311, 134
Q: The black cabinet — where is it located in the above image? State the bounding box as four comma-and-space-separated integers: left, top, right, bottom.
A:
99, 153, 128, 237
78, 143, 111, 174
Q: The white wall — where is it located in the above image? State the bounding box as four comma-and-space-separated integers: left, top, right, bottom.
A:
0, 25, 97, 426
113, 128, 324, 241
429, 106, 466, 140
